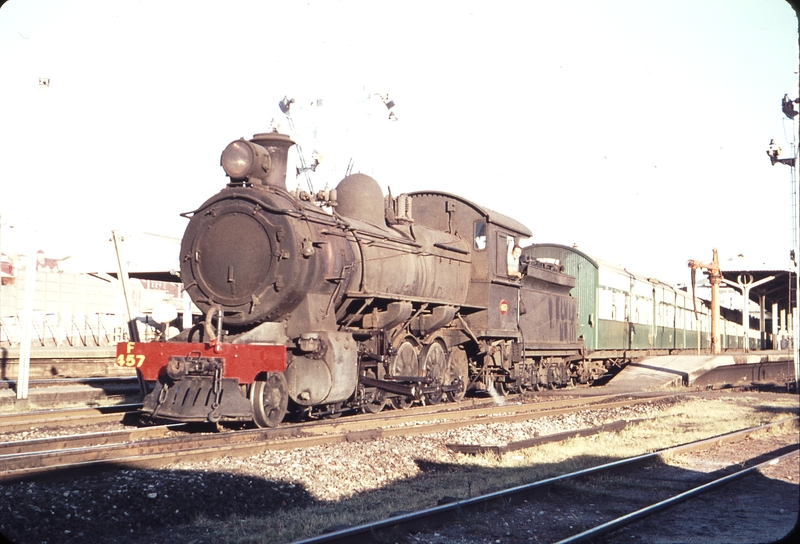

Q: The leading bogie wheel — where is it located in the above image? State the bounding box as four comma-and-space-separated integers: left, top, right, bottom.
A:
251, 372, 289, 428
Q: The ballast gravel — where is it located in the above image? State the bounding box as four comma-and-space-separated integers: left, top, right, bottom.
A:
0, 400, 665, 543
0, 394, 796, 544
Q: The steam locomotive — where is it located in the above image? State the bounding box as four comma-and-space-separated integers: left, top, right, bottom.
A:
116, 131, 602, 427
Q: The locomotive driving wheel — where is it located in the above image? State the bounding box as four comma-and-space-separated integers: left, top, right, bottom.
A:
391, 337, 420, 375
446, 346, 469, 402
390, 338, 419, 409
250, 372, 288, 428
420, 340, 448, 405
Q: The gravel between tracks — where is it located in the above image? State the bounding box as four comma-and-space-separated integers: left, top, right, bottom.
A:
0, 392, 797, 544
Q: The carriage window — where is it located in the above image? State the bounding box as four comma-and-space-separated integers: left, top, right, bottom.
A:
474, 221, 487, 250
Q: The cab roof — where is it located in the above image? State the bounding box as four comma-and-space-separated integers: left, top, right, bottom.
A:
409, 190, 532, 237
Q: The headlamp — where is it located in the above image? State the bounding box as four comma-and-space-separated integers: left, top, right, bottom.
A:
220, 139, 271, 182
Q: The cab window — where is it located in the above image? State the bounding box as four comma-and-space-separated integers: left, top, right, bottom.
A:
474, 221, 487, 251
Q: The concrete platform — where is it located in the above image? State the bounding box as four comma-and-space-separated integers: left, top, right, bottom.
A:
608, 351, 795, 390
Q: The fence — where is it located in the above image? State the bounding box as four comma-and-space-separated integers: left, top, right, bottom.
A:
0, 269, 184, 347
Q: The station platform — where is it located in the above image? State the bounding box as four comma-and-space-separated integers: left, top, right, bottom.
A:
607, 351, 796, 391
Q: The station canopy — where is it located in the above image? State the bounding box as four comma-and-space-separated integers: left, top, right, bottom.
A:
720, 256, 796, 316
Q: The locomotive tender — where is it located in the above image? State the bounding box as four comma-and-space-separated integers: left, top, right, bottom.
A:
117, 131, 593, 427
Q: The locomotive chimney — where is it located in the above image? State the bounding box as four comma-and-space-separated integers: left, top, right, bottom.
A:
250, 132, 295, 190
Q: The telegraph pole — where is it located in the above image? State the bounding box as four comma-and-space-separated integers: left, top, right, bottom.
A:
792, 7, 799, 391
768, 3, 799, 390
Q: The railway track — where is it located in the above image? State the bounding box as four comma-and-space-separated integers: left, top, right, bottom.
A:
0, 392, 681, 483
0, 390, 584, 436
289, 417, 800, 544
0, 375, 142, 411
0, 403, 143, 434
557, 448, 799, 543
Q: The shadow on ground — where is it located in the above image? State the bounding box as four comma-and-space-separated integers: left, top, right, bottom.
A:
1, 440, 797, 544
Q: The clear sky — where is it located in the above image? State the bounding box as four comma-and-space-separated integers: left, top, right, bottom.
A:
0, 0, 797, 284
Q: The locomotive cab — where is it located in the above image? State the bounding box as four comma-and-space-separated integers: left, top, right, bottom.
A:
406, 192, 530, 337
409, 191, 583, 392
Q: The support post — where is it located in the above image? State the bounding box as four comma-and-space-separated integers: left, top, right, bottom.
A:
110, 230, 145, 396
17, 252, 36, 400
772, 302, 778, 349
721, 274, 774, 352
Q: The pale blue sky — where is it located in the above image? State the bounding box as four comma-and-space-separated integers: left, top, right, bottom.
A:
0, 0, 797, 283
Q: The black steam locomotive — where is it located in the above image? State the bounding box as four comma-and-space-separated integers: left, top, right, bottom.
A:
117, 131, 600, 427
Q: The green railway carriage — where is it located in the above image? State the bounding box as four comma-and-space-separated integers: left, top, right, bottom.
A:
523, 244, 752, 357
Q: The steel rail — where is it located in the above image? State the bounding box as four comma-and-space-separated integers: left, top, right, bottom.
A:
307, 392, 681, 435
0, 392, 607, 442
288, 417, 799, 544
0, 423, 185, 456
0, 389, 652, 436
555, 448, 800, 544
0, 393, 650, 457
